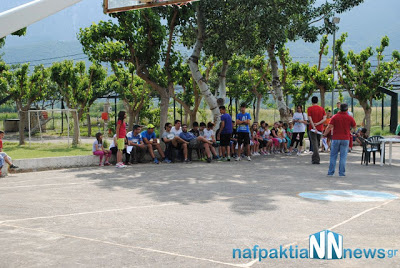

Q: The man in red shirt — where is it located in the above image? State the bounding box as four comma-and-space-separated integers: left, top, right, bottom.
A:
323, 103, 356, 176
307, 96, 326, 164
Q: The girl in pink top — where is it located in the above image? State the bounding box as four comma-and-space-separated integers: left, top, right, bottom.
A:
93, 132, 111, 166
115, 111, 127, 168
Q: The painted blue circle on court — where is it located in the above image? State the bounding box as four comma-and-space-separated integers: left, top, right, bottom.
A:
299, 190, 398, 202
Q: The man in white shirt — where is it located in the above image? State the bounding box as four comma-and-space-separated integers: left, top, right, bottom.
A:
171, 119, 182, 136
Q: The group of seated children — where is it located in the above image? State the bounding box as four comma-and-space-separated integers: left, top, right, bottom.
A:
92, 118, 306, 167
247, 121, 296, 156
92, 108, 373, 167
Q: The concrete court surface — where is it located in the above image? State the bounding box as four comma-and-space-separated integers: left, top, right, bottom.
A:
1, 146, 400, 268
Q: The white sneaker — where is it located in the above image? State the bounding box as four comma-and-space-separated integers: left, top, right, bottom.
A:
247, 156, 251, 161
115, 162, 122, 168
235, 157, 241, 161
117, 163, 126, 168
297, 151, 301, 156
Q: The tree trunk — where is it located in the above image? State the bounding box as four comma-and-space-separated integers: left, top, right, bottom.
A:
18, 109, 26, 145
128, 111, 135, 131
87, 113, 92, 137
253, 99, 256, 121
267, 44, 289, 122
188, 6, 220, 129
72, 111, 80, 146
255, 94, 262, 123
159, 93, 170, 136
360, 101, 372, 136
184, 111, 189, 125
320, 88, 326, 109
189, 111, 197, 128
135, 112, 140, 125
123, 101, 134, 131
218, 60, 228, 100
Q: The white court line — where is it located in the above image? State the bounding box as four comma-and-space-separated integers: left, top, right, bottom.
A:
0, 193, 264, 224
247, 199, 397, 267
0, 182, 96, 190
0, 223, 246, 267
0, 175, 77, 185
327, 199, 395, 230
0, 203, 178, 224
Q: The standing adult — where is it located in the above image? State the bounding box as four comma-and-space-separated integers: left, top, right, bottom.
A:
307, 96, 326, 164
333, 102, 341, 115
324, 103, 356, 177
290, 105, 308, 155
218, 106, 233, 161
236, 103, 252, 161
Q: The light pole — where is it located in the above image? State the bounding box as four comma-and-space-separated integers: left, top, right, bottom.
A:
331, 17, 340, 110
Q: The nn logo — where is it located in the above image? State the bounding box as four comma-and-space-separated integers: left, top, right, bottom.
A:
309, 230, 343, 260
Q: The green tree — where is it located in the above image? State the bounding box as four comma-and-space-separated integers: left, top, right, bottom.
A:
78, 7, 193, 135
174, 63, 203, 126
225, 54, 271, 122
50, 60, 106, 145
2, 64, 49, 144
108, 63, 151, 130
288, 35, 335, 108
240, 0, 364, 121
335, 34, 400, 135
187, 1, 262, 127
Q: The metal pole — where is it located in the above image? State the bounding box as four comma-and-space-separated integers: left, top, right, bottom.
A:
229, 96, 233, 115
76, 110, 80, 144
381, 97, 384, 130
28, 110, 31, 147
351, 90, 354, 113
51, 102, 54, 129
235, 98, 238, 119
66, 110, 70, 147
331, 27, 336, 111
180, 103, 183, 123
37, 111, 43, 143
61, 98, 64, 134
114, 97, 117, 129
173, 98, 176, 122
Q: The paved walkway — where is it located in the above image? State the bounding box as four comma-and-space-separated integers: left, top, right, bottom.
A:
0, 148, 400, 267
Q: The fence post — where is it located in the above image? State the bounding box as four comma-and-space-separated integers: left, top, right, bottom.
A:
172, 98, 175, 122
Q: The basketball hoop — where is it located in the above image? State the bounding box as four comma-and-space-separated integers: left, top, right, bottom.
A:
103, 0, 199, 14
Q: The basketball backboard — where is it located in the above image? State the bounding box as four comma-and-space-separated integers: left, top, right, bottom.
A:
103, 0, 199, 14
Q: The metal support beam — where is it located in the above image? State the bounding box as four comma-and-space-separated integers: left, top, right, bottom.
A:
378, 86, 398, 133
0, 0, 82, 38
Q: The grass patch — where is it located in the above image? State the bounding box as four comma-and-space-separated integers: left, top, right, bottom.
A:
370, 126, 393, 137
3, 142, 92, 160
